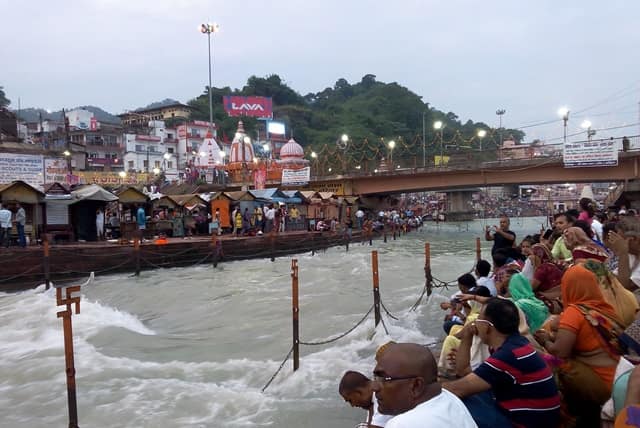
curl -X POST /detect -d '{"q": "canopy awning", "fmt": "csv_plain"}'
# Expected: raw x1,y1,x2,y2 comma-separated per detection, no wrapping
71,184,119,202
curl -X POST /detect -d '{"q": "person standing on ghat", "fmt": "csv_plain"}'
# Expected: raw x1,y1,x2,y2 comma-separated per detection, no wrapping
0,203,11,248
484,215,516,255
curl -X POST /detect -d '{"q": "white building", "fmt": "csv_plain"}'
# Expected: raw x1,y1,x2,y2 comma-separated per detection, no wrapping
123,120,179,181
176,120,219,170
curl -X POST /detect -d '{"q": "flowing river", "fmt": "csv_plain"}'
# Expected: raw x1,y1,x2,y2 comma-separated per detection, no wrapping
0,217,546,427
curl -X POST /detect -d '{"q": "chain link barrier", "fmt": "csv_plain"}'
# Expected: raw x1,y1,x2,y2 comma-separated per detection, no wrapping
261,346,294,393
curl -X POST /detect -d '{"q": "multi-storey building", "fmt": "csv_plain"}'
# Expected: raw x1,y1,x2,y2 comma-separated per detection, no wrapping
123,120,179,181
118,103,192,127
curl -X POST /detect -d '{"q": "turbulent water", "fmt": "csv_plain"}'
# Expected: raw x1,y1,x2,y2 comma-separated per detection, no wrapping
0,217,545,428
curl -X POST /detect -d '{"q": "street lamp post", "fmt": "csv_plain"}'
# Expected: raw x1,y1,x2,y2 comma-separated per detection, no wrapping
388,140,396,170
558,107,570,144
477,129,487,152
433,121,444,167
581,120,596,142
200,22,220,132
422,110,427,167
496,109,506,145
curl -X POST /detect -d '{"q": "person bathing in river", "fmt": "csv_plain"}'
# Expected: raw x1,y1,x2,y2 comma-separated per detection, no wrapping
339,371,393,428
440,273,477,334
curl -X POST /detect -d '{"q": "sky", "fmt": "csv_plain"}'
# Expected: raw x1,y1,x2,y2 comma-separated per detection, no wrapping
2,0,640,143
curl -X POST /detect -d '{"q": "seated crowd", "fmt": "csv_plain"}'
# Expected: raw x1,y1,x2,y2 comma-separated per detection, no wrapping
339,207,640,428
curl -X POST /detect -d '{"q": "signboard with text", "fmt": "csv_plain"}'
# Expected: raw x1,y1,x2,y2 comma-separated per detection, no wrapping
223,96,273,118
563,140,618,168
310,181,345,195
44,158,69,183
281,167,310,186
0,153,44,186
76,171,150,186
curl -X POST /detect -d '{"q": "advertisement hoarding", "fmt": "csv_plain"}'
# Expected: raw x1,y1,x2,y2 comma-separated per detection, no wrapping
563,140,618,168
44,158,69,183
0,153,44,186
281,167,310,186
223,96,273,118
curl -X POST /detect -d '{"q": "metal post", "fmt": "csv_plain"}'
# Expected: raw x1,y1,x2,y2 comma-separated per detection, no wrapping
207,32,214,130
371,251,381,327
476,237,481,261
422,111,426,168
43,239,51,290
425,243,432,297
383,224,387,243
134,238,140,276
56,286,81,428
291,259,300,371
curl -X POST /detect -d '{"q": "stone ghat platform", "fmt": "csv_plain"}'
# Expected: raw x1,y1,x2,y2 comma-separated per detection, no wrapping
0,231,371,292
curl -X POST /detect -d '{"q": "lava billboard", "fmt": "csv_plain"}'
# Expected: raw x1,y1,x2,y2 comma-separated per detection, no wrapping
223,96,273,118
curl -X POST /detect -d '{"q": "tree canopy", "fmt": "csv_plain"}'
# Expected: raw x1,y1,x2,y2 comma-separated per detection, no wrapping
0,86,10,108
187,74,525,160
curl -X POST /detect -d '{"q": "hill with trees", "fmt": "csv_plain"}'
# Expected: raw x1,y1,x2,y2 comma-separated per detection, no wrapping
186,74,524,166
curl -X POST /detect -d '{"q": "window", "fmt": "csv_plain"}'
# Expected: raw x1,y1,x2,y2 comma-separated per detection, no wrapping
135,144,144,152
89,152,98,158
154,161,160,168
167,148,174,154
143,160,148,168
167,161,173,169
128,161,134,170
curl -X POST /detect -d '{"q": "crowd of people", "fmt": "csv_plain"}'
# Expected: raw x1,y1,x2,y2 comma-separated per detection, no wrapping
339,200,640,427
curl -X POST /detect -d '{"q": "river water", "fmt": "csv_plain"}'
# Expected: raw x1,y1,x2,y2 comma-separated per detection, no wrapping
0,217,545,428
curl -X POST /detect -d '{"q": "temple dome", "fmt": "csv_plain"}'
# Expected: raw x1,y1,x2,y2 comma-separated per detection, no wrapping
229,121,255,163
279,138,305,160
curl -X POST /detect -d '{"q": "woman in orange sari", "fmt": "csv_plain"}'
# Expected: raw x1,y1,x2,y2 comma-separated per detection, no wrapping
536,264,625,427
564,227,639,327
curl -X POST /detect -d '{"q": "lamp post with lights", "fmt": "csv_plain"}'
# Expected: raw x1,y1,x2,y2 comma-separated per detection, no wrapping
200,22,220,131
477,129,487,152
387,139,396,171
433,121,444,167
581,120,596,142
558,107,570,144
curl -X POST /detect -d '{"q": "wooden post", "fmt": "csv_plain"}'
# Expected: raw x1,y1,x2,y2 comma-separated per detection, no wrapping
393,223,397,240
211,234,219,268
134,238,140,276
371,251,381,327
56,285,81,428
270,231,276,262
425,242,433,297
475,237,481,261
43,239,51,290
291,259,300,371
310,232,315,256
383,225,387,243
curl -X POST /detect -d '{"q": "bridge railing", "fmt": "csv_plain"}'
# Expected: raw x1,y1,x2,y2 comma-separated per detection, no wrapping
309,136,640,179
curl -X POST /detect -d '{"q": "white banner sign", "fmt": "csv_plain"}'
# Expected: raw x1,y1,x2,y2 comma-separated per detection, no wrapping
281,167,310,186
44,158,69,184
563,140,618,168
0,153,44,186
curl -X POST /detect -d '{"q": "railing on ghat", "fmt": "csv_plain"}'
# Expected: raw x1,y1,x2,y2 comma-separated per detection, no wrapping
261,239,482,392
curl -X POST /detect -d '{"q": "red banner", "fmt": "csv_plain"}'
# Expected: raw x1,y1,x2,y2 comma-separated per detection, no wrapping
223,96,273,118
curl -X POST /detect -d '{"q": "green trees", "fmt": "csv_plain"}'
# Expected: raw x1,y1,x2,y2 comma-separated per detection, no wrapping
0,86,10,108
186,74,526,162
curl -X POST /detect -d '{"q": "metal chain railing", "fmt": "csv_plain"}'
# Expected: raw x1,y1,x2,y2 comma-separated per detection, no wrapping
261,346,294,393
299,304,374,346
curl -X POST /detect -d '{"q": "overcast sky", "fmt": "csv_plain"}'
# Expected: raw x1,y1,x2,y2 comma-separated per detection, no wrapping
2,0,639,143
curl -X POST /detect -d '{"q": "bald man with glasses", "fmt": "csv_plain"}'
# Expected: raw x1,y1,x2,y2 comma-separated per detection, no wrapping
371,343,476,427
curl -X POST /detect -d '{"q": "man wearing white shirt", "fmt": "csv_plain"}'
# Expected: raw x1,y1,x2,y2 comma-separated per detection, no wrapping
0,204,12,248
474,260,497,296
372,343,476,428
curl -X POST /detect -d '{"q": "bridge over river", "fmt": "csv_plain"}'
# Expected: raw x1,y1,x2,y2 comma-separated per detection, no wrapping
308,150,640,196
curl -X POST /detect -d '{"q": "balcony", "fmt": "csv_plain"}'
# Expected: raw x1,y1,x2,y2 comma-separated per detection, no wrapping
86,157,122,166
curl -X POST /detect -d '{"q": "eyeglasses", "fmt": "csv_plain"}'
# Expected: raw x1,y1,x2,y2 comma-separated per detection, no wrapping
474,319,494,328
372,374,419,383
